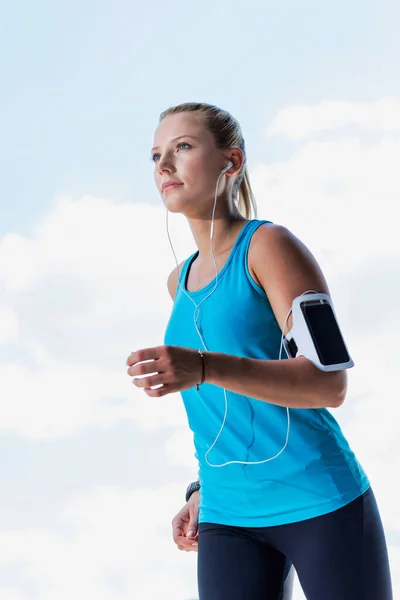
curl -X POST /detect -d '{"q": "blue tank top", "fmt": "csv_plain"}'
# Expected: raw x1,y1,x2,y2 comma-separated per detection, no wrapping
164,219,370,527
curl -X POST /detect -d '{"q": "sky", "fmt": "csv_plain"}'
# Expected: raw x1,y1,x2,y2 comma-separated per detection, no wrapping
0,1,399,598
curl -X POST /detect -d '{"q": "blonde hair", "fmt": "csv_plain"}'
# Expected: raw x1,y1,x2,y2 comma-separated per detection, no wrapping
159,102,258,220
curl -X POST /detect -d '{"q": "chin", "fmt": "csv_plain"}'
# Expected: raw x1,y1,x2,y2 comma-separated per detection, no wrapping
163,195,191,215
165,204,185,214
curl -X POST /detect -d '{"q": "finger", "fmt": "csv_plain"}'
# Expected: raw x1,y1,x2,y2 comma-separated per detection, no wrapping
143,385,171,398
174,529,195,546
181,531,199,544
143,383,175,398
126,351,138,367
133,373,165,388
178,545,198,552
176,537,198,551
172,520,186,544
185,527,199,540
127,360,162,377
126,347,160,367
185,521,199,539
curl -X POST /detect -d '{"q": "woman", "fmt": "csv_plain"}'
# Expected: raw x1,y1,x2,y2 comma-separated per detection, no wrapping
126,103,393,599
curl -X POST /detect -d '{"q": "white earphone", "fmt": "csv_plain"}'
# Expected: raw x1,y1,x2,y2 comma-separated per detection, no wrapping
165,159,292,468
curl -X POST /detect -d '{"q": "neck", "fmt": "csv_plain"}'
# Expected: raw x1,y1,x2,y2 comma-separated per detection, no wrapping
187,212,249,263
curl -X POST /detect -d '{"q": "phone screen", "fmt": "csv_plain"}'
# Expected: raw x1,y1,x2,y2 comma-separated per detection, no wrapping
300,301,350,366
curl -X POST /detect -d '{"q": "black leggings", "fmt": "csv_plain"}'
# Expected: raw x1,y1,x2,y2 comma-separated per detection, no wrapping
197,487,392,599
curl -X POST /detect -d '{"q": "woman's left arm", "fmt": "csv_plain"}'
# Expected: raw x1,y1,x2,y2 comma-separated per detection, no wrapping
205,224,347,409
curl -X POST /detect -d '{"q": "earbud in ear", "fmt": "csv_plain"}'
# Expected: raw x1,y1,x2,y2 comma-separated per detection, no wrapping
220,161,233,175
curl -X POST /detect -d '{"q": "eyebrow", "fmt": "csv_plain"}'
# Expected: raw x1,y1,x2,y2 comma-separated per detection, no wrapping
151,134,199,153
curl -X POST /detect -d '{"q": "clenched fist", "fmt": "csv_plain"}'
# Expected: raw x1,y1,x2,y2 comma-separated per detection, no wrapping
172,491,200,553
126,345,204,398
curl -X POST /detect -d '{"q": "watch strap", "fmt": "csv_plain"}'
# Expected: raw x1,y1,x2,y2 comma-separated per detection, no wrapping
185,480,201,503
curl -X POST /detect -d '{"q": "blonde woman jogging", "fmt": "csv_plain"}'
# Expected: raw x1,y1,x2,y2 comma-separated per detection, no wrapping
126,102,392,599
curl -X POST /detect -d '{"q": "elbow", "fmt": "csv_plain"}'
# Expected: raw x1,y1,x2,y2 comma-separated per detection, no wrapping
329,391,345,409
307,367,347,409
296,358,348,409
327,370,348,408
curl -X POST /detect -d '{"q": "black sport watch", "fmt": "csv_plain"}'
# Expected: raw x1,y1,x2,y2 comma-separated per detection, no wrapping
185,480,201,503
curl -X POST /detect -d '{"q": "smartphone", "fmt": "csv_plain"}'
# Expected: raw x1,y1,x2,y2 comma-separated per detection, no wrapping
300,300,350,366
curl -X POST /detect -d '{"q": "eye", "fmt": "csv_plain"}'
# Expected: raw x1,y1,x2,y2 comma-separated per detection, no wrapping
150,141,191,163
177,141,191,151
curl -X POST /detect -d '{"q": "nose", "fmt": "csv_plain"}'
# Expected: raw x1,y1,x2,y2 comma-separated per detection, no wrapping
157,162,171,174
156,151,176,174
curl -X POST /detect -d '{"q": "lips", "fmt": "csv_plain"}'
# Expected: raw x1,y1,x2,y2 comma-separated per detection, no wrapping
162,181,183,192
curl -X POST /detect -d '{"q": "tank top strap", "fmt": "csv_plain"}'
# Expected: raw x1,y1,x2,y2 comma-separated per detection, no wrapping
233,218,273,260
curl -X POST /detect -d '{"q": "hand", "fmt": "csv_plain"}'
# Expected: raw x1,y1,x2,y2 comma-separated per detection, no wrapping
126,345,203,398
172,491,200,553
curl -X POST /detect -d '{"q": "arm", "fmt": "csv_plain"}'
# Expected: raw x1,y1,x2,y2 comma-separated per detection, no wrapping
204,224,347,409
205,352,346,409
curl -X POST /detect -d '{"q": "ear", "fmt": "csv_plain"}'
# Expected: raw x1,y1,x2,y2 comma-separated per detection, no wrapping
226,148,245,175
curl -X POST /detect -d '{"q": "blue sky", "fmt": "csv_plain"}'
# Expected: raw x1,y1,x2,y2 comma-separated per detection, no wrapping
1,0,399,236
0,1,399,598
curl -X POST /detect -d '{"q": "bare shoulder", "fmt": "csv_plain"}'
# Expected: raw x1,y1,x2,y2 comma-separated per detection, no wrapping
248,223,331,331
167,260,186,301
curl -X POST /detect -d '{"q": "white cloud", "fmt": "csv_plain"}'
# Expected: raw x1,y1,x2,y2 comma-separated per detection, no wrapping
293,577,307,600
267,97,400,140
0,99,398,442
0,482,396,599
252,135,398,265
0,197,195,439
0,592,26,600
0,356,192,439
1,97,399,597
0,102,398,442
164,427,198,468
388,546,400,599
0,484,199,600
0,306,19,346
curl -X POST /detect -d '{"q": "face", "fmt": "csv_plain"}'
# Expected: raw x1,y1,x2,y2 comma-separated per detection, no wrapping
151,112,235,216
